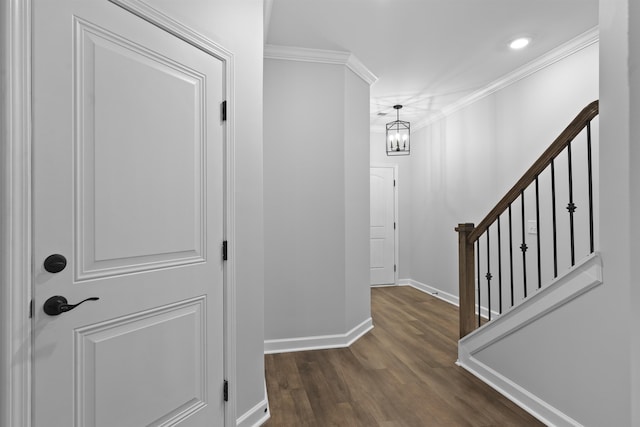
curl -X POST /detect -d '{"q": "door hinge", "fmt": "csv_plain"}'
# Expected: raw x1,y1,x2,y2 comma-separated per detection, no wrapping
221,100,227,122
393,179,396,187
394,264,397,272
223,380,229,402
222,240,228,261
394,222,396,230
29,299,33,318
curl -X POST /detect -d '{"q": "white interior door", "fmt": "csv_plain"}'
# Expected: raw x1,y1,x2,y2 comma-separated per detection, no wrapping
370,167,396,285
32,1,225,426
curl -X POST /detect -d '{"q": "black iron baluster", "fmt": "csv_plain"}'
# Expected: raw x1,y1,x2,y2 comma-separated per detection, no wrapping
508,204,514,307
477,240,481,327
551,159,558,278
587,122,594,253
535,176,541,289
486,228,492,321
520,191,528,298
497,216,503,314
567,140,576,266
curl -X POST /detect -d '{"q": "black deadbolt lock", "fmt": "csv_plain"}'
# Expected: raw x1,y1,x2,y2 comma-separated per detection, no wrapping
44,254,67,273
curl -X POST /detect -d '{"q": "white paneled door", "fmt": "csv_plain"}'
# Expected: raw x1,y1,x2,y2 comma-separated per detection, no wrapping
32,1,225,426
370,167,396,285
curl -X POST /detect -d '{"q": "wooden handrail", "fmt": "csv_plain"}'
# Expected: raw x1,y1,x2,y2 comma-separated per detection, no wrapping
467,100,599,243
457,100,599,338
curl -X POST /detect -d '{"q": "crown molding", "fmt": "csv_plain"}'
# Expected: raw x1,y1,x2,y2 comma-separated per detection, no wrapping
264,44,378,85
264,44,349,64
411,26,599,131
345,54,378,86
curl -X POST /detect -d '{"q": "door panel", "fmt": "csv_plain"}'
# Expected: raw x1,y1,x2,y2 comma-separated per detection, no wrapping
32,1,224,426
75,17,206,279
370,167,395,285
74,297,206,427
370,238,386,269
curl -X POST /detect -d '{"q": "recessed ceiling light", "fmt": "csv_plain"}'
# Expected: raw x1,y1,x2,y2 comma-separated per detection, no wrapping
509,37,531,50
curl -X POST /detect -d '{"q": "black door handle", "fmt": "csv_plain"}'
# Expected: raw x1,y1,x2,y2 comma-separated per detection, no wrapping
43,296,99,316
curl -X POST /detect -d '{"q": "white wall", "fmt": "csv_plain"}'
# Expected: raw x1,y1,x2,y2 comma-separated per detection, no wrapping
370,131,412,280
410,43,599,299
264,58,371,344
264,59,346,338
144,0,266,420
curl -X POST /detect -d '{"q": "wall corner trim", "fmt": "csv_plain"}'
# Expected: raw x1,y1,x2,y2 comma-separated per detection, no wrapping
412,26,599,131
264,317,373,354
264,44,378,85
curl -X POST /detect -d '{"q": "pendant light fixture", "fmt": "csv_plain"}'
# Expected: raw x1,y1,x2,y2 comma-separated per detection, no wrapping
386,104,410,156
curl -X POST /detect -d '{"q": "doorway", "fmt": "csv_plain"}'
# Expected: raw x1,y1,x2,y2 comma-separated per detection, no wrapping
2,1,237,426
370,166,398,285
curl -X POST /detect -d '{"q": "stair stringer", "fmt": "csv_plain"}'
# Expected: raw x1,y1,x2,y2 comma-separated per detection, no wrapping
457,252,602,427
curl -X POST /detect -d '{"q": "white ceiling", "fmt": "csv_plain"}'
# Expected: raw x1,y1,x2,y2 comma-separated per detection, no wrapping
265,0,599,127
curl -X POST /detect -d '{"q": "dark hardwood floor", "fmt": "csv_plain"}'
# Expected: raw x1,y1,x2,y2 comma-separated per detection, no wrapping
264,286,544,426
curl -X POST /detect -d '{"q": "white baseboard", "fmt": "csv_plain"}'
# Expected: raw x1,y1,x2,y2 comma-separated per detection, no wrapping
457,357,583,427
264,317,373,354
236,380,270,427
399,279,501,320
399,279,459,306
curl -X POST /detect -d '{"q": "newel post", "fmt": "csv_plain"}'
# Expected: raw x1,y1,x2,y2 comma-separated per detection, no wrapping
456,223,476,338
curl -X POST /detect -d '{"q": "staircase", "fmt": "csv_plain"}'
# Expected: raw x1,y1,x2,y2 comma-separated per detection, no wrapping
454,101,600,426
455,100,599,337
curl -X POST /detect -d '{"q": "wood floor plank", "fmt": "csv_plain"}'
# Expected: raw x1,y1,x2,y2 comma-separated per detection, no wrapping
264,286,544,426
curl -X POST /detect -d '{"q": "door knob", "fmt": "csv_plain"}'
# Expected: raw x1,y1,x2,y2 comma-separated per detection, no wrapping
43,254,67,273
43,296,99,316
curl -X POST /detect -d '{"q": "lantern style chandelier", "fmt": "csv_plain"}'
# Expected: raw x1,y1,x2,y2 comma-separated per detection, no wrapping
386,104,410,156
